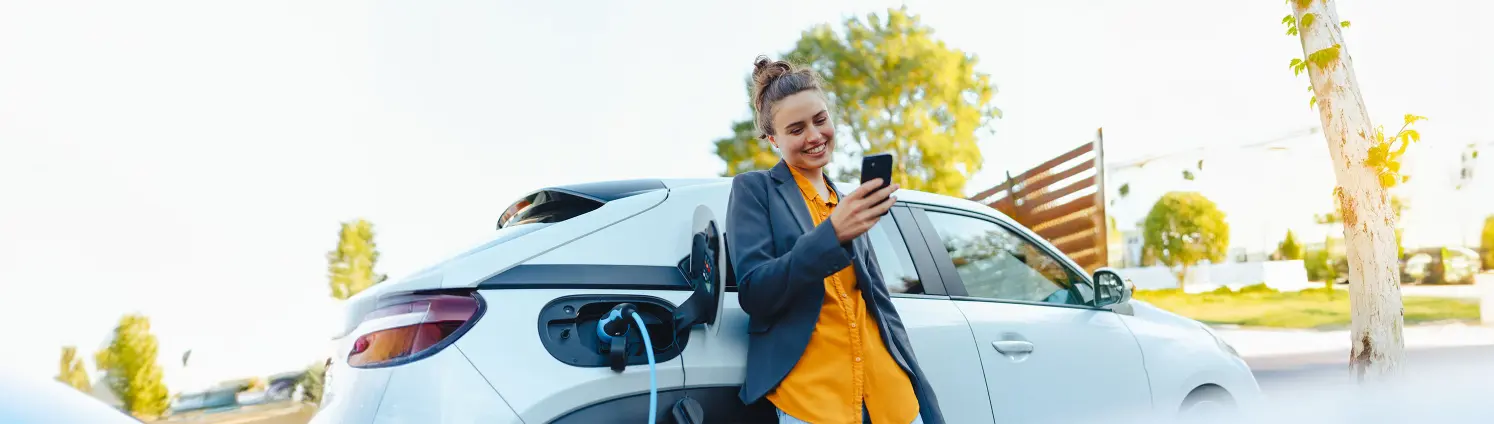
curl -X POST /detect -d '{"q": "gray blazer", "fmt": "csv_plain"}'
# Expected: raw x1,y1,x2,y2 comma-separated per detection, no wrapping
725,160,945,424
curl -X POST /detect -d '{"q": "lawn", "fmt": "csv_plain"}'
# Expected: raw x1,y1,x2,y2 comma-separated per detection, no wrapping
1133,284,1481,329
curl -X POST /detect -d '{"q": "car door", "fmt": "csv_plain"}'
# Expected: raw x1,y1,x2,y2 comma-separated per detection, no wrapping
677,204,994,424
907,205,1152,424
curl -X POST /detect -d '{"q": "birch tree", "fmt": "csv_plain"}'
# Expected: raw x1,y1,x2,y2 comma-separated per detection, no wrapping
1284,0,1413,381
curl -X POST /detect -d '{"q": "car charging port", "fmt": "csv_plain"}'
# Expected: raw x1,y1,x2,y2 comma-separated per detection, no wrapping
536,295,685,369
596,303,639,371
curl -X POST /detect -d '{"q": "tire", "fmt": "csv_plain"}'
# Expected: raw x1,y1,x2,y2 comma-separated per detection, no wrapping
1178,385,1235,423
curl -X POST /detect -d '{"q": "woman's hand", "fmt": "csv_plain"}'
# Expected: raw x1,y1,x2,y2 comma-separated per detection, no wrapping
829,179,898,244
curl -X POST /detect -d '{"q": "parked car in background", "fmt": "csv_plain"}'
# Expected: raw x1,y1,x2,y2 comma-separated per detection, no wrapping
1404,246,1481,285
310,177,1261,424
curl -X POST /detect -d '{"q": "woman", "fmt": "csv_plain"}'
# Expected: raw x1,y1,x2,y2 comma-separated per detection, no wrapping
725,56,945,424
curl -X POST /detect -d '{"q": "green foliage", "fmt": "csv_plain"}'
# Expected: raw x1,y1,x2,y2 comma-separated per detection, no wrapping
1142,192,1230,288
1306,44,1343,73
1471,216,1490,256
1277,230,1305,260
1304,248,1338,282
1181,169,1196,181
300,360,328,405
95,314,170,420
716,6,1001,195
1364,114,1427,188
1118,182,1131,198
712,118,779,176
56,346,91,393
327,219,387,300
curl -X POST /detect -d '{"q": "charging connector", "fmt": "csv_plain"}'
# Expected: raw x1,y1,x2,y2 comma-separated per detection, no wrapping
595,303,658,424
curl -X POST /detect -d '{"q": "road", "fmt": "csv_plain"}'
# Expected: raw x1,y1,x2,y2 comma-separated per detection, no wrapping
1250,344,1494,394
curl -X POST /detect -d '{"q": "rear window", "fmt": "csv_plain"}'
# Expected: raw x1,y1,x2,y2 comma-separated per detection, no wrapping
498,190,605,229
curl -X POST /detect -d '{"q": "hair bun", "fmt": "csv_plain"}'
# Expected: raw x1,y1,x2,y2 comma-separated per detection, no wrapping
751,55,793,88
747,55,822,140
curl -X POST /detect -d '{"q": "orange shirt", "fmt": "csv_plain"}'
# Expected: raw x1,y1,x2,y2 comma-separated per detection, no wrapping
766,166,919,424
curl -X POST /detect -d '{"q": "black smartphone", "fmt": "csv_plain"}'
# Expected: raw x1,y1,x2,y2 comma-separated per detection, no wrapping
860,153,893,189
860,153,894,210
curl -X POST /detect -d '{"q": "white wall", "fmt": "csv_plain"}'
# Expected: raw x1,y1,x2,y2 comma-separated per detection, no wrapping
1116,260,1312,293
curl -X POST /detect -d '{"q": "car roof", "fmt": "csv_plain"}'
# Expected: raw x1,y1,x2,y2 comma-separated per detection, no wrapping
662,177,1010,221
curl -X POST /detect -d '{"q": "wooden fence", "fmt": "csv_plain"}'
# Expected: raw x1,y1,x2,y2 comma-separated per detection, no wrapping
969,128,1109,272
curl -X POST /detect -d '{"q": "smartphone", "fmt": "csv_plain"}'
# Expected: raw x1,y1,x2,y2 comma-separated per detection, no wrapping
860,153,893,189
860,153,894,210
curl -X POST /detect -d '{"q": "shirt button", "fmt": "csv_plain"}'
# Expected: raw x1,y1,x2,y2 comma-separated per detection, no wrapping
850,322,857,328
854,356,862,362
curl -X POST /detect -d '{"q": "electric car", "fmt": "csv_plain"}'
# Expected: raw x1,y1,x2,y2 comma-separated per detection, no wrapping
309,178,1260,424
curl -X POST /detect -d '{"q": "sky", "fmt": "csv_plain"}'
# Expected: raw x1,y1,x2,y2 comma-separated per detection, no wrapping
1,0,1489,393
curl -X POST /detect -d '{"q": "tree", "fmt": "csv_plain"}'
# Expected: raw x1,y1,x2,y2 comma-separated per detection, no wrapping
713,118,779,177
1142,192,1230,289
95,314,170,420
1285,0,1410,380
298,360,328,405
1481,215,1494,270
56,346,91,393
713,7,1001,196
327,218,387,300
1277,230,1305,260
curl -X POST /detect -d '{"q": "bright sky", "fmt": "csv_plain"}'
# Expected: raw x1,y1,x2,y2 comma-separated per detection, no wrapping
2,0,1489,393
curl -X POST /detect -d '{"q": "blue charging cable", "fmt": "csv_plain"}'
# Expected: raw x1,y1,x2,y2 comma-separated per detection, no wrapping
597,305,657,423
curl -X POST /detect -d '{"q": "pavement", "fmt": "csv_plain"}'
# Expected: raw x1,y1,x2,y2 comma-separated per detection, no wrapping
1232,272,1494,399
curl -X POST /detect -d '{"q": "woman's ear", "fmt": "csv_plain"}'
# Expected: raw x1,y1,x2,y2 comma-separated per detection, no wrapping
768,135,778,149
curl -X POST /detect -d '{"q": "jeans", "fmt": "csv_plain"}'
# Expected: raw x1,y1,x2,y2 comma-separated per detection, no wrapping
775,406,924,424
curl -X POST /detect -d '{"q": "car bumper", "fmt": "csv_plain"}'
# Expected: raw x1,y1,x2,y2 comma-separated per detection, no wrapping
309,346,522,424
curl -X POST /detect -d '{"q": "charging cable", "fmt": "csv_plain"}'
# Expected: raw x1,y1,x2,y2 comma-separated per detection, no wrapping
596,304,657,424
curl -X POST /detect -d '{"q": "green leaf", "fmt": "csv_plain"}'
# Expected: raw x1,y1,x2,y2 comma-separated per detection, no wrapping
1182,169,1196,181
1403,113,1428,125
1306,44,1342,71
1300,13,1316,28
1340,20,1351,28
1401,129,1421,143
1282,14,1295,24
1309,96,1317,108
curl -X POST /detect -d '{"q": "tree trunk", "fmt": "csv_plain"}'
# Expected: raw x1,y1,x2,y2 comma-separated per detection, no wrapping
1291,0,1405,382
1175,264,1188,291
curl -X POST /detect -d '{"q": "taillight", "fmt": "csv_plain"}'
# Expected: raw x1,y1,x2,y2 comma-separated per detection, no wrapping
347,293,482,368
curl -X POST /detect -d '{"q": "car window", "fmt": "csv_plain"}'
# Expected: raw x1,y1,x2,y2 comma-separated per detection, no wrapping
923,211,1085,306
866,214,925,294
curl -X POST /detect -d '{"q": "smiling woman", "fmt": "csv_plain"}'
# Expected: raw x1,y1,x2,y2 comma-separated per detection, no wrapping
726,55,943,424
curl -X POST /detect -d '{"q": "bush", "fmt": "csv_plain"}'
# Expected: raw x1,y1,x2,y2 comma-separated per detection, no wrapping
1238,282,1277,294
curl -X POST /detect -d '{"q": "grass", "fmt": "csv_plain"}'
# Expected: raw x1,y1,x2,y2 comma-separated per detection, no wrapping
1134,284,1481,329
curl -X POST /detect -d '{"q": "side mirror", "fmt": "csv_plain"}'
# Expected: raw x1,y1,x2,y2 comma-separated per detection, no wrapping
1093,268,1133,315
674,206,725,335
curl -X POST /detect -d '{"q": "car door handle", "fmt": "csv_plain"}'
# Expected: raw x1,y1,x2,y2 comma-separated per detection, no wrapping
991,340,1034,355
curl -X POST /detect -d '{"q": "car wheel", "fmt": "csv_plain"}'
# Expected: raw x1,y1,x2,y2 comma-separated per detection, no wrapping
1178,385,1234,423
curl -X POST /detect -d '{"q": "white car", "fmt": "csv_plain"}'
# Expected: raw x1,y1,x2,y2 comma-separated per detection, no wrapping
310,178,1260,424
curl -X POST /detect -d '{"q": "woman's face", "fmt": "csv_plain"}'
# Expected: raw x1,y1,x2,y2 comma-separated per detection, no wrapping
768,91,835,173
